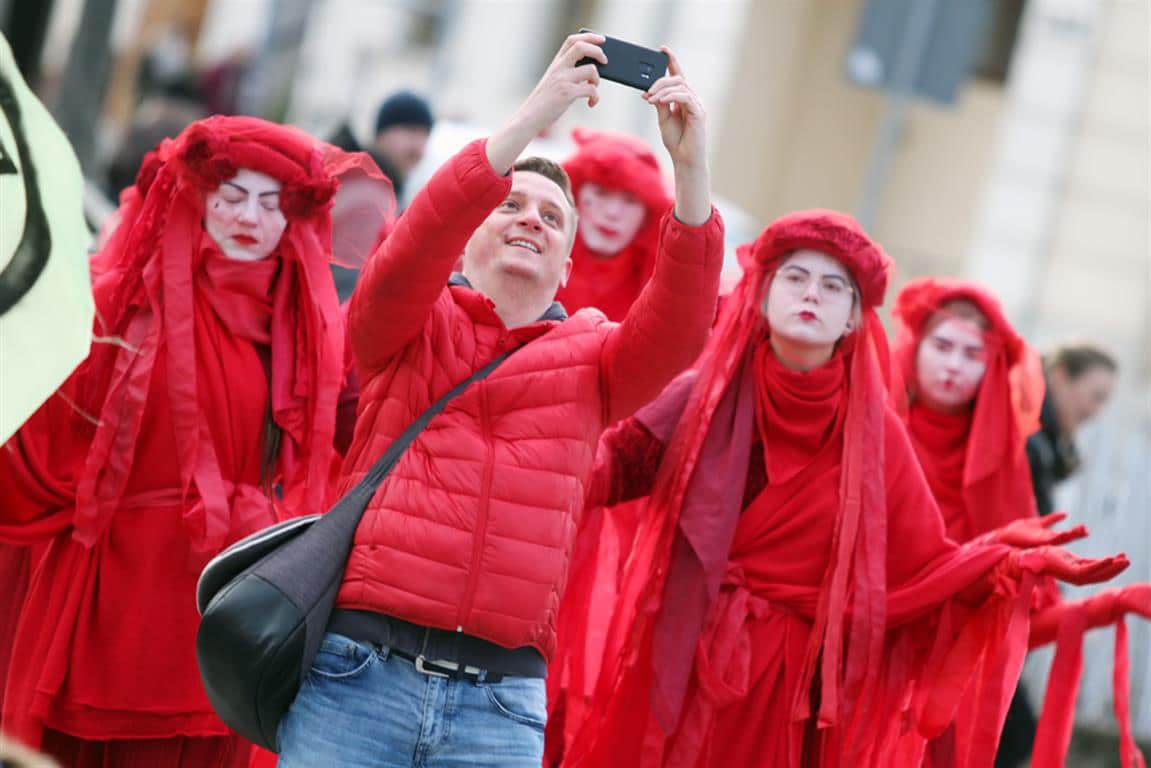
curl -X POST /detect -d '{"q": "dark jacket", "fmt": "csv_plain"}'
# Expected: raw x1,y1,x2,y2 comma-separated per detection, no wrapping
1025,382,1080,516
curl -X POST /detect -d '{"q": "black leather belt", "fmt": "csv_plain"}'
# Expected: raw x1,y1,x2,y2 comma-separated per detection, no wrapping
328,609,547,683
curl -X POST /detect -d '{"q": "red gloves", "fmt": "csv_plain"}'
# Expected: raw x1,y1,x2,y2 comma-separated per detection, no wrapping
1012,546,1129,586
979,512,1089,549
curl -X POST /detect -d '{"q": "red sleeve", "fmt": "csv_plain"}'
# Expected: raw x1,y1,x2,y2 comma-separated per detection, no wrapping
348,139,512,376
588,418,666,508
600,210,724,423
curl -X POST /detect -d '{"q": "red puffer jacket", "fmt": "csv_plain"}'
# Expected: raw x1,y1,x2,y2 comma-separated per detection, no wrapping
337,140,723,660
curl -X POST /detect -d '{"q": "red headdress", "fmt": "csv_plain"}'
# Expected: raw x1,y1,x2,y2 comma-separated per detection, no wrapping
626,210,895,733
892,277,1044,537
557,128,673,320
76,115,394,562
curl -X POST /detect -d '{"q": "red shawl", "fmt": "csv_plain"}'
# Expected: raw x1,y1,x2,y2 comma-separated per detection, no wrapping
555,128,672,321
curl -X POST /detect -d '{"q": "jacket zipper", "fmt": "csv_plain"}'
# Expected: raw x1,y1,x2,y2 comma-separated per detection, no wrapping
456,379,496,632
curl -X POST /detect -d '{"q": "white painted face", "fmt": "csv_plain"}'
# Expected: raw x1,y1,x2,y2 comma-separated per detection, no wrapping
914,315,989,412
203,168,288,261
763,249,857,352
575,182,646,256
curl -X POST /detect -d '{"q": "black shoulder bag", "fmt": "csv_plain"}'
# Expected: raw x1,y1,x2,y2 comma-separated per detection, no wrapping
195,350,515,752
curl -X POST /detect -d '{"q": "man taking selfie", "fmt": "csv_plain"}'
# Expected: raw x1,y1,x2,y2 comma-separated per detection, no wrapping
275,32,723,767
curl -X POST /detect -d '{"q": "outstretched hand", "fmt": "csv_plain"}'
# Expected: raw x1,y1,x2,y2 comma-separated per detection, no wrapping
486,32,606,175
990,512,1089,549
1017,546,1129,586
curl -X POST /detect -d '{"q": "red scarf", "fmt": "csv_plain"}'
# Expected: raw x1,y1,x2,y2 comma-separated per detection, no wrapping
198,241,276,344
907,406,973,540
754,340,847,485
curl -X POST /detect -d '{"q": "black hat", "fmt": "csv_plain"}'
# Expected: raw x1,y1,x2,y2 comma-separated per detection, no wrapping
374,90,434,135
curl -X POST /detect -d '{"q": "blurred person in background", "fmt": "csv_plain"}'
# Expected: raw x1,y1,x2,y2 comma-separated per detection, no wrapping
0,116,391,767
274,32,722,768
330,88,433,204
891,278,1149,768
330,89,434,301
104,96,209,199
1027,342,1118,517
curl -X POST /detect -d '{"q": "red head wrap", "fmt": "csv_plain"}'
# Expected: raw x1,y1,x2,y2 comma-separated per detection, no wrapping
563,127,672,214
892,277,1044,536
76,115,394,561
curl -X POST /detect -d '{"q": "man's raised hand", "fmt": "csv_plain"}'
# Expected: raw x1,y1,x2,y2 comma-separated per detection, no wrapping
486,32,606,175
644,47,707,172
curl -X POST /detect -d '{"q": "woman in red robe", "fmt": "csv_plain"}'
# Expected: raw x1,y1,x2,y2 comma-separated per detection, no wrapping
554,127,672,321
0,116,391,767
893,277,1149,768
546,127,675,764
561,210,1128,768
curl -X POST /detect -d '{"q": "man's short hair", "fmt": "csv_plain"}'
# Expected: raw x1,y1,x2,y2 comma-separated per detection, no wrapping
513,157,575,208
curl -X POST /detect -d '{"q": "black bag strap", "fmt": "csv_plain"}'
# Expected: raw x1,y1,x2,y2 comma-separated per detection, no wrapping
346,348,517,504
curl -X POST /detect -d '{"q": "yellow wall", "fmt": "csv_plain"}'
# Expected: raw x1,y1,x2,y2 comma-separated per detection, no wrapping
714,0,1007,284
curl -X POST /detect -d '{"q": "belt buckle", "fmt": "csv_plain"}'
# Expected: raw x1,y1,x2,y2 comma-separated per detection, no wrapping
414,655,487,680
414,655,454,678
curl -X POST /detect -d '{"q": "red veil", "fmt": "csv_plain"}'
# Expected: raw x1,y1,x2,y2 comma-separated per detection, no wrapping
892,276,1045,540
27,116,393,559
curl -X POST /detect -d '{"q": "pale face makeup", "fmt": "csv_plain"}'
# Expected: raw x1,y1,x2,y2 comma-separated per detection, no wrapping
203,168,287,261
915,315,989,413
762,250,857,370
575,182,646,256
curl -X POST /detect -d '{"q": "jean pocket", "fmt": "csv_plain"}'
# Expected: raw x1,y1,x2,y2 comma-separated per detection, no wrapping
483,677,547,731
309,633,377,680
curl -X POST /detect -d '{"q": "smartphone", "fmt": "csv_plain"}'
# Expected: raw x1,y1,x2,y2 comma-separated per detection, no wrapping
577,29,668,92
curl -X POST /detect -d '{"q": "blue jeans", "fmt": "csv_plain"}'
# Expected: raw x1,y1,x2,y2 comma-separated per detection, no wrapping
277,633,546,767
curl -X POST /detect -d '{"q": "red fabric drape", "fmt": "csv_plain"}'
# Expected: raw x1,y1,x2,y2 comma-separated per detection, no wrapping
0,116,391,762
